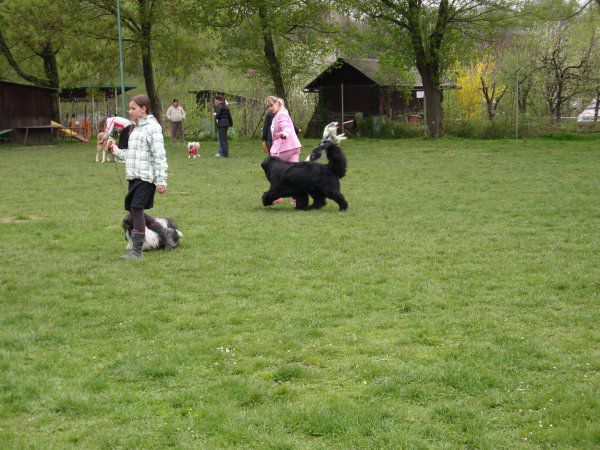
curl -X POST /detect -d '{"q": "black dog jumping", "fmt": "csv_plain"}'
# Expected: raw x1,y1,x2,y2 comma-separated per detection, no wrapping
261,122,348,211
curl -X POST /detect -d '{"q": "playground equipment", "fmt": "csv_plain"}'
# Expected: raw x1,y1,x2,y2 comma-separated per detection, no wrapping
51,121,88,142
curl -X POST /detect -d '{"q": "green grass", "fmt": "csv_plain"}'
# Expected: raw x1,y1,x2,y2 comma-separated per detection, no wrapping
1,136,599,448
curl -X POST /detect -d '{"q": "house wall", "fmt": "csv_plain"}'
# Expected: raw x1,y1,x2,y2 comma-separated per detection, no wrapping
0,81,56,129
0,81,58,144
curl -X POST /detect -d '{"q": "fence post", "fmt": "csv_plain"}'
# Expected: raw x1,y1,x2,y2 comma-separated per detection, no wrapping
341,83,344,133
515,76,519,140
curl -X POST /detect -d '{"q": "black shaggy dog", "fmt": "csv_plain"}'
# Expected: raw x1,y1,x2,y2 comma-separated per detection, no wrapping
261,122,348,211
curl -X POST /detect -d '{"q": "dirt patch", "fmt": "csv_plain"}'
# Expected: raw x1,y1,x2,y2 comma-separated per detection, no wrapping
0,215,43,224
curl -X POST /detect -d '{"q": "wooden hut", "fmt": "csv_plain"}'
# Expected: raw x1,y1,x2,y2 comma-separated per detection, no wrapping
0,80,60,145
303,58,433,137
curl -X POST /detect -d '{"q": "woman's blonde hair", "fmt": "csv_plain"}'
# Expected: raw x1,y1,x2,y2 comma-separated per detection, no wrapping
264,96,285,110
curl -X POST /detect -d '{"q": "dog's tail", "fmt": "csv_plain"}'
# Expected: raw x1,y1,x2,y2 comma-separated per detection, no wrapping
326,144,347,178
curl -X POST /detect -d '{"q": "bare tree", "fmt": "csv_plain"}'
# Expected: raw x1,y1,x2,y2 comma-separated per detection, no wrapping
539,22,595,121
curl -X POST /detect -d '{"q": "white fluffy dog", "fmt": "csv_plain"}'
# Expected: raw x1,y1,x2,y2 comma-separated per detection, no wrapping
305,122,347,161
122,216,183,251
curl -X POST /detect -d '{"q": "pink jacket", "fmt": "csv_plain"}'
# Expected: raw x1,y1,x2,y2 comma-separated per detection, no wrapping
270,109,301,155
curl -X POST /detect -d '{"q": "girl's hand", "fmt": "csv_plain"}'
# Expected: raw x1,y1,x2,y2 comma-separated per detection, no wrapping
157,185,167,194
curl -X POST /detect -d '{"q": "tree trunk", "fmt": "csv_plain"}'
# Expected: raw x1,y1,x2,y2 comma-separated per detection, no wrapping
139,3,161,124
420,72,444,137
406,0,448,137
39,42,61,121
594,91,600,122
481,77,494,120
555,84,563,121
518,77,532,113
258,5,287,106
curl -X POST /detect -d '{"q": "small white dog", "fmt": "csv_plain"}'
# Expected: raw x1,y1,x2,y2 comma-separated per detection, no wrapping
187,141,200,158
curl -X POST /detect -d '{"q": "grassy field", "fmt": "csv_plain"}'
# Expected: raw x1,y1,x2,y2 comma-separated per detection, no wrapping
1,136,599,448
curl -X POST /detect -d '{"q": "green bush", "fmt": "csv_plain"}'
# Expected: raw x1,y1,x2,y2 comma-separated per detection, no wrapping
445,116,600,139
356,116,425,138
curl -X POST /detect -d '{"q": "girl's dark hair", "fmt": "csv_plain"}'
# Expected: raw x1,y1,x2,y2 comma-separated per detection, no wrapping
131,95,152,113
214,94,224,101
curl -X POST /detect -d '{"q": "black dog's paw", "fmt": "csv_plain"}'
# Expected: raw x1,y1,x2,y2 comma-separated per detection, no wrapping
262,193,273,206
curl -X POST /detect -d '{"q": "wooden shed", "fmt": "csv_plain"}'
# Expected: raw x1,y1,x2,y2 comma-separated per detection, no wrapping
0,80,60,145
303,58,428,136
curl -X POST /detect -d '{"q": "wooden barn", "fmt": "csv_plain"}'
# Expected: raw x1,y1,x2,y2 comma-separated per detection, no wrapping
304,58,443,137
0,80,60,145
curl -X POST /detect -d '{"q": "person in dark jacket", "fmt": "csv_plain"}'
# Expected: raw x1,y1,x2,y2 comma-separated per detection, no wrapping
213,95,233,158
262,109,300,153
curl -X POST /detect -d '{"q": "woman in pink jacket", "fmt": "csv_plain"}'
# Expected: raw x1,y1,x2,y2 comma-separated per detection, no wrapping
264,96,302,204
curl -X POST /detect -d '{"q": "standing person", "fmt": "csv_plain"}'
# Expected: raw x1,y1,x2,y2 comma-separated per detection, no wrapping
262,110,275,153
264,96,302,204
108,95,175,260
262,108,300,153
103,115,133,149
213,95,233,157
166,98,186,143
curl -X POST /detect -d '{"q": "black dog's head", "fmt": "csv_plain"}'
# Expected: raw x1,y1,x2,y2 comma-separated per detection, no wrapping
261,156,281,181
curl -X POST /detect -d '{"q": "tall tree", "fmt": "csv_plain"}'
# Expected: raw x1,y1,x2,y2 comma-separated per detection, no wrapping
221,0,335,108
84,0,170,123
0,0,69,120
343,0,521,137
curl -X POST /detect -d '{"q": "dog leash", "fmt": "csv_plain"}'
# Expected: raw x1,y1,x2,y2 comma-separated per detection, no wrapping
113,158,125,192
108,139,125,192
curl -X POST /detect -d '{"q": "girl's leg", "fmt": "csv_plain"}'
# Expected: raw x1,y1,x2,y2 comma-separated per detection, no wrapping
122,208,146,260
142,211,176,250
144,213,156,227
276,148,301,163
130,208,146,234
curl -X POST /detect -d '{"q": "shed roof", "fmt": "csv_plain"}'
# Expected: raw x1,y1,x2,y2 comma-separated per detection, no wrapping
303,58,460,92
304,58,424,92
0,79,58,92
60,83,137,101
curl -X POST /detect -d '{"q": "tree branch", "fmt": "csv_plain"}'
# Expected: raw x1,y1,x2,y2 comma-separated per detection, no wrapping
0,29,51,87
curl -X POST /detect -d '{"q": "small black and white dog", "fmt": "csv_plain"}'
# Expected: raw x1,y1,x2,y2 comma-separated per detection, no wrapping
122,215,182,251
261,122,348,211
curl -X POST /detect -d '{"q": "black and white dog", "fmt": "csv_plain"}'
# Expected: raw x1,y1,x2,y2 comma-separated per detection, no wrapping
261,122,348,211
122,215,182,251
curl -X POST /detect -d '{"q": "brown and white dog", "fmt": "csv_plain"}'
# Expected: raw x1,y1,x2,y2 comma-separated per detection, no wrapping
96,132,115,163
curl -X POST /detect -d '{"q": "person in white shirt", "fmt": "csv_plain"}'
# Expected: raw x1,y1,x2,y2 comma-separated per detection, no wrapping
103,115,133,149
165,99,186,143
